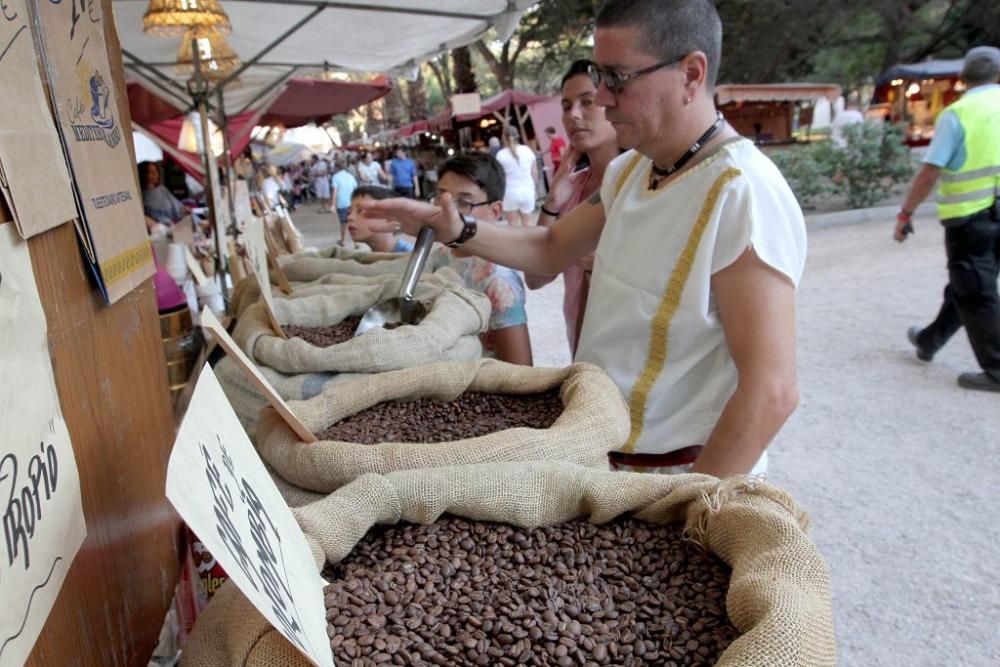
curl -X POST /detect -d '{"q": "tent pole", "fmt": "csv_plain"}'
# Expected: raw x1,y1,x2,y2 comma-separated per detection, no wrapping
216,88,239,251
190,41,229,302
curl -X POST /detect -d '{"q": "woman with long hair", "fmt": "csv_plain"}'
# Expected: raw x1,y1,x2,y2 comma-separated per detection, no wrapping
494,125,537,226
525,59,620,356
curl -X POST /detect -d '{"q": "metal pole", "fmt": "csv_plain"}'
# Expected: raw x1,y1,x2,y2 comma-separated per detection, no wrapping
216,88,239,240
190,39,229,301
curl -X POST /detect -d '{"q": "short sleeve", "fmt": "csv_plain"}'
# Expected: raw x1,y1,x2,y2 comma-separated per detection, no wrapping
923,111,963,169
710,162,807,288
600,150,640,217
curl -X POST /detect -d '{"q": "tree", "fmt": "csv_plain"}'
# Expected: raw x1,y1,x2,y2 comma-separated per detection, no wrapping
426,52,453,100
474,0,598,93
405,69,429,121
383,79,405,129
452,46,478,94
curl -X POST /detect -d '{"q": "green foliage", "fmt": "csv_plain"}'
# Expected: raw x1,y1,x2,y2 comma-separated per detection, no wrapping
827,122,915,208
770,122,914,210
768,144,834,209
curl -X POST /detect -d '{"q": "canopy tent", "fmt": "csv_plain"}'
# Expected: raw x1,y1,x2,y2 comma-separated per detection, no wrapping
875,59,963,86
715,83,842,106
126,77,391,127
714,83,842,143
871,59,964,145
127,76,390,179
264,142,317,167
388,89,556,139
113,0,536,118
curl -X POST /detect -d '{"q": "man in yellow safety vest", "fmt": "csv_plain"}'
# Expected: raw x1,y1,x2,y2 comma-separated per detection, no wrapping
896,46,1000,392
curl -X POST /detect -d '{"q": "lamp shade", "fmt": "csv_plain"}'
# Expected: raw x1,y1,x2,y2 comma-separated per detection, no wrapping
143,0,232,37
175,27,241,80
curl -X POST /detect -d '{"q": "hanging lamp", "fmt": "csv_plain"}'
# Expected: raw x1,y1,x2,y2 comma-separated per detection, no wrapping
175,26,241,80
142,0,232,37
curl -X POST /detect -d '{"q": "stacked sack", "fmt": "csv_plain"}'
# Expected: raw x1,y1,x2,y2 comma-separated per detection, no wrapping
182,462,836,667
218,268,490,436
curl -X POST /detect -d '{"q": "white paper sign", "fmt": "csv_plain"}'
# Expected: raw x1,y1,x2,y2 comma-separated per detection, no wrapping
451,92,482,117
245,216,286,338
166,365,333,667
0,223,87,665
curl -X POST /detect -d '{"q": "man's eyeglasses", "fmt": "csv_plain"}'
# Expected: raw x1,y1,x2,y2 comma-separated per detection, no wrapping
587,54,687,96
433,194,497,216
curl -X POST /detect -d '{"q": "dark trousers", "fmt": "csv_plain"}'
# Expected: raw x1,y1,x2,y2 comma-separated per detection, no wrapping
393,186,415,199
915,211,1000,379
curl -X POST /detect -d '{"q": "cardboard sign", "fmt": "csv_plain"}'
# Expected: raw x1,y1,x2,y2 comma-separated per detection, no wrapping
166,365,332,667
233,180,255,227
246,216,287,339
0,0,77,239
200,308,317,444
31,0,154,303
0,223,87,665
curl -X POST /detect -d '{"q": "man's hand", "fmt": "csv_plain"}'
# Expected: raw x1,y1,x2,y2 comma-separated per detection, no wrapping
362,193,463,244
894,211,914,242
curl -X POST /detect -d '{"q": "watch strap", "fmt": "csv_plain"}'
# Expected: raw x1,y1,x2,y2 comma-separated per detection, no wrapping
445,214,478,248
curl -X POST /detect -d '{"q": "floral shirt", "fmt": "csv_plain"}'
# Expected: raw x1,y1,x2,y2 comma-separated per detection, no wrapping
428,247,528,354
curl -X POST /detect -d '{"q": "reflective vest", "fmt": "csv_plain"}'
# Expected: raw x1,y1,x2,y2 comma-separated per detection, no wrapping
937,86,1000,222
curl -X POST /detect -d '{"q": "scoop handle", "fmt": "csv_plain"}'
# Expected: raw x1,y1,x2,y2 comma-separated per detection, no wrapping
400,226,434,300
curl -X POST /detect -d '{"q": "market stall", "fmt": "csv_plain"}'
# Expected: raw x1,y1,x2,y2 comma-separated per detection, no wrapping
715,82,842,143
871,59,964,145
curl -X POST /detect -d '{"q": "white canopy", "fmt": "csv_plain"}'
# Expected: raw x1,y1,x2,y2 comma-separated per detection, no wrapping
113,0,536,117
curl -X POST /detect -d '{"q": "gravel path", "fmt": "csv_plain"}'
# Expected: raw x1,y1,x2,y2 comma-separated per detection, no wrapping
293,201,1000,665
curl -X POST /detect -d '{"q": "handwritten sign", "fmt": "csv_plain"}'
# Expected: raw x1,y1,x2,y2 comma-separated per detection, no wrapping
32,0,154,303
166,365,333,667
200,307,317,444
0,223,87,666
246,216,287,338
0,0,77,238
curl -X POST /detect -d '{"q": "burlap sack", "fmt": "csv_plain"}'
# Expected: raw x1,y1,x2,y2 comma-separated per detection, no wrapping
278,251,412,282
231,271,489,374
213,355,363,440
231,271,411,319
290,244,405,263
256,359,630,493
181,463,835,667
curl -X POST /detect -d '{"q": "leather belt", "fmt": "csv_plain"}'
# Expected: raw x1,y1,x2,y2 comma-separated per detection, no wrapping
608,445,704,469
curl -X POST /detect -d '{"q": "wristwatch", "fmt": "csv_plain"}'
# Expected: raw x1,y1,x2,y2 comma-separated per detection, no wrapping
445,213,478,248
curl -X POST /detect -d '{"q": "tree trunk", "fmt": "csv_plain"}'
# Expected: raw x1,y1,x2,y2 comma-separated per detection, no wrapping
405,69,429,121
452,46,478,94
427,54,452,99
474,41,515,90
384,79,405,129
364,98,385,137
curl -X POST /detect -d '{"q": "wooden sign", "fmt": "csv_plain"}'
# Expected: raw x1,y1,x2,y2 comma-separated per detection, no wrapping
167,365,332,666
199,308,317,444
264,231,294,295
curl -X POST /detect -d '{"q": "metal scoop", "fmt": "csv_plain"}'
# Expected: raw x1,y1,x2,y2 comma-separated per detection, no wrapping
355,226,435,336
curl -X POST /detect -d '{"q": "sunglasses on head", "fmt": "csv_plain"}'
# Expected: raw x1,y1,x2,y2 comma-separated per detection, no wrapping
586,54,688,96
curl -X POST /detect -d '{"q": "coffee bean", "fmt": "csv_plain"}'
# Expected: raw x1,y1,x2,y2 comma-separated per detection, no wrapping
316,389,564,444
282,317,403,348
324,517,737,665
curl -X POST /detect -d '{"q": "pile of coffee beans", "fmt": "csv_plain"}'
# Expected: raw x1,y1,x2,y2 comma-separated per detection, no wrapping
324,516,737,666
316,389,564,444
283,317,401,347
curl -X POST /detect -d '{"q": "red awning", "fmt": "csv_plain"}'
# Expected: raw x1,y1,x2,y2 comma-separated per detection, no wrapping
453,89,553,122
259,76,390,127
